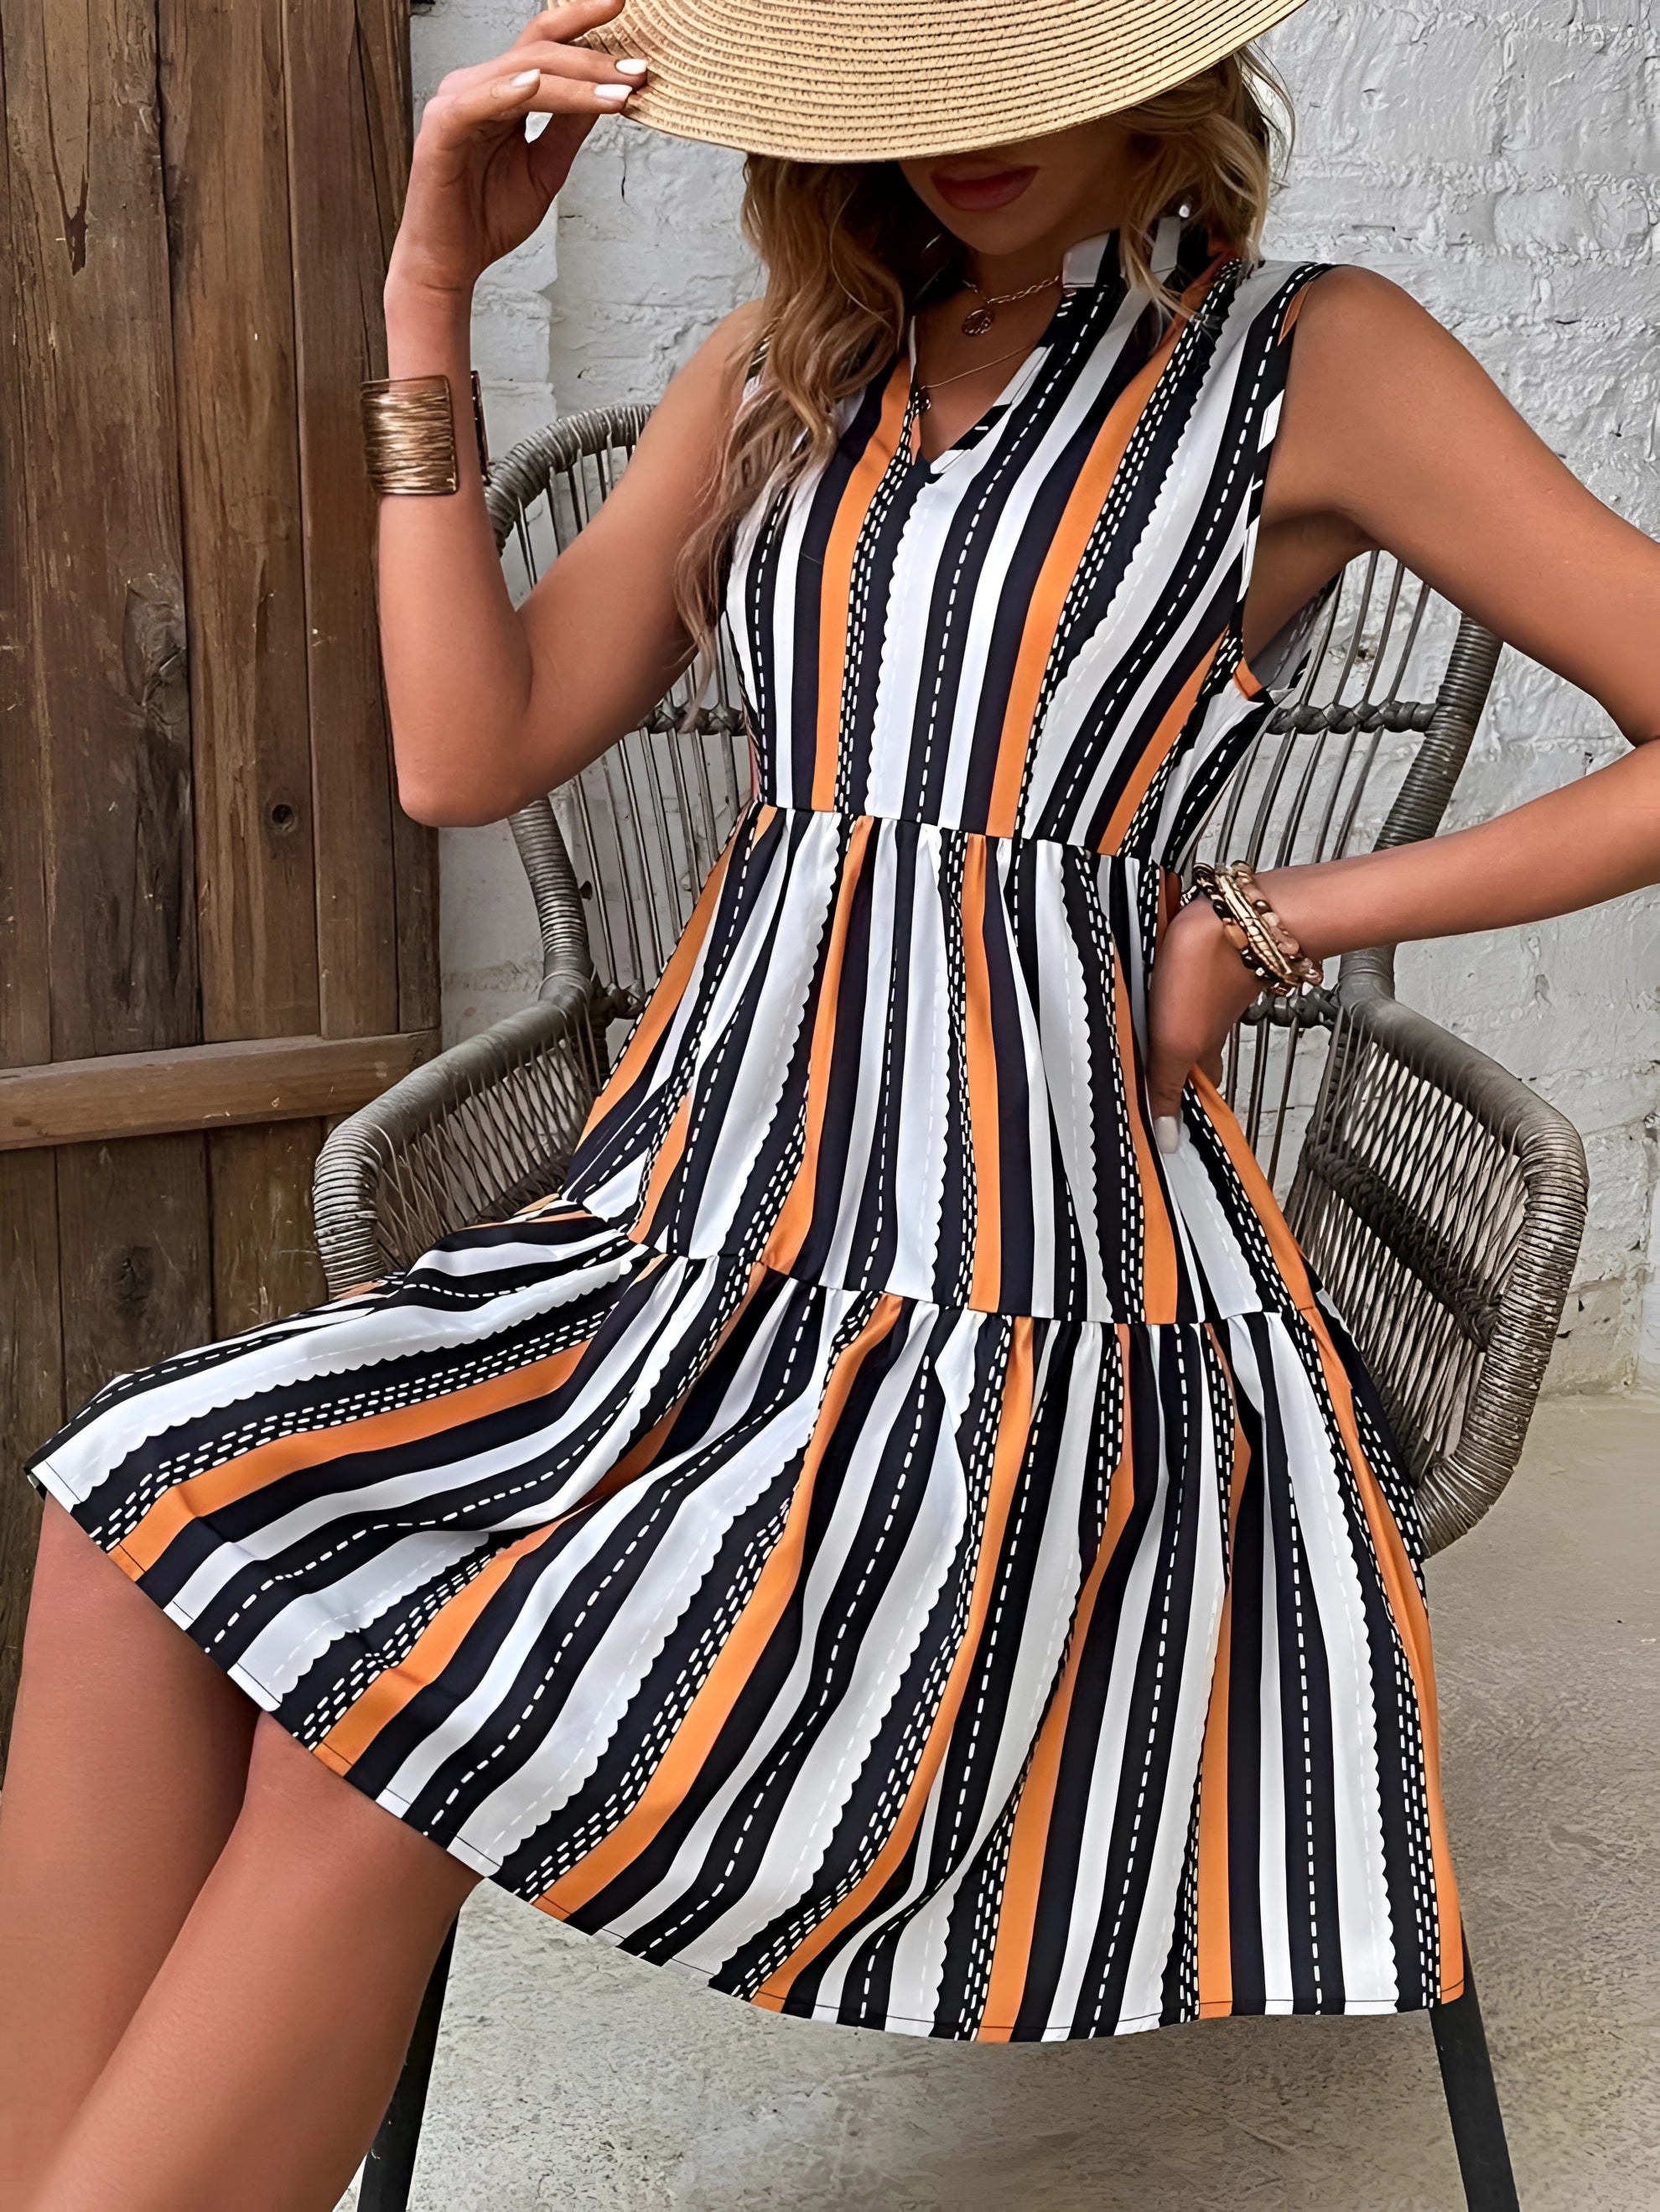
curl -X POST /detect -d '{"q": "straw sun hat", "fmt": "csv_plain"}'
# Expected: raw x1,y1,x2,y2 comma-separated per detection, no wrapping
580,0,1310,163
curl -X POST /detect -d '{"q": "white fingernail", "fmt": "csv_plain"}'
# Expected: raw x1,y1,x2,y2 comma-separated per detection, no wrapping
1154,1115,1181,1156
505,68,541,90
616,57,650,75
594,82,631,104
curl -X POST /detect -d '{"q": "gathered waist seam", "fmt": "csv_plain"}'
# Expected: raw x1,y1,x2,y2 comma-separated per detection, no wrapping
745,796,1170,867
578,1203,1317,1332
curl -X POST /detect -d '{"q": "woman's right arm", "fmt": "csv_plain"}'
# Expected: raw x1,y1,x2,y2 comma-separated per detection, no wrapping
376,3,762,828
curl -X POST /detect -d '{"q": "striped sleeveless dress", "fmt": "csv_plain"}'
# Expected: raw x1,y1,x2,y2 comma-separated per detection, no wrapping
29,224,1464,2043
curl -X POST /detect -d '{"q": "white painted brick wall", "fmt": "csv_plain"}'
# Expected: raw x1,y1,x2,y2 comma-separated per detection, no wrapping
414,0,1660,1387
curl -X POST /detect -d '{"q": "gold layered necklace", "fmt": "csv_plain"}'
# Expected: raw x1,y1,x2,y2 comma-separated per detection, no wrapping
913,334,1037,414
958,267,1062,338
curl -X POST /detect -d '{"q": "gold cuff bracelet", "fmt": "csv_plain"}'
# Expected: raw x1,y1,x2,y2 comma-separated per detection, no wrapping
361,370,490,497
1189,861,1324,998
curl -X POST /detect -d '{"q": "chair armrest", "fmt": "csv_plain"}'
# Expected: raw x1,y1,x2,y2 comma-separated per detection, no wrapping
311,977,602,1296
1285,945,1589,1554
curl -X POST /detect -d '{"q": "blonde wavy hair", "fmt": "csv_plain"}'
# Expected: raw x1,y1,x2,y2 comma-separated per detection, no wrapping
673,47,1290,664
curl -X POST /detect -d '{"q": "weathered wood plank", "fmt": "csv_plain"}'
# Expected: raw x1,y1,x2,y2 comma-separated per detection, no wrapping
282,0,400,1042
357,0,443,1042
0,1030,441,1149
55,1132,213,1417
0,1151,60,1765
0,15,50,1075
357,0,414,256
0,18,48,1768
160,0,319,1044
209,1121,329,1334
1,0,197,1062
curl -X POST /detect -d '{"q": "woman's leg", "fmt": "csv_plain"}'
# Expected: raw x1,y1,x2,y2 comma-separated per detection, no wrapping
33,1713,480,2212
0,1502,259,2200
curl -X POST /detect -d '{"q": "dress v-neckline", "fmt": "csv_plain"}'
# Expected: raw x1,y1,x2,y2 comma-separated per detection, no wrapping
903,299,1071,470
900,218,1180,470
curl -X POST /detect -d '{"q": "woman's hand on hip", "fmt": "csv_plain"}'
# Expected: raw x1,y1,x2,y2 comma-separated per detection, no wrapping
1144,896,1266,1152
389,2,645,303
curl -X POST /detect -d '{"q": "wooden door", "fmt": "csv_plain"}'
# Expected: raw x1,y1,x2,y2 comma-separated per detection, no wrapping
0,0,437,1752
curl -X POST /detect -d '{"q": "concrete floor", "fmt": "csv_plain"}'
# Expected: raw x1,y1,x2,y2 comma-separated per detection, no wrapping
350,1394,1658,2210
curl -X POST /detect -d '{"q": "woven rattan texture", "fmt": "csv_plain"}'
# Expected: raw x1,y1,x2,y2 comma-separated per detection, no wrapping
578,0,1310,160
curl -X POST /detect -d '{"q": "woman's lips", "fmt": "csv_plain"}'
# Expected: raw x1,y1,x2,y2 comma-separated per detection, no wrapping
931,164,1040,212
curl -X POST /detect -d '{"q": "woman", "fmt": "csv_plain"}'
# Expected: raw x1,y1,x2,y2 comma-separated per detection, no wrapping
5,1,1658,2203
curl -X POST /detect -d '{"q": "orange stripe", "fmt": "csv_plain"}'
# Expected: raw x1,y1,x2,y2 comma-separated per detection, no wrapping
578,807,761,1145
113,1342,591,1582
1309,1316,1464,2002
633,1088,694,1242
983,262,1222,837
1188,1068,1316,1308
314,1518,565,1777
960,838,1004,1311
752,1317,1038,2015
979,1326,1136,2038
811,356,912,811
1113,953,1179,1324
762,813,874,1273
537,1294,905,1920
1196,1347,1249,2018
1194,1587,1233,2017
1097,637,1222,854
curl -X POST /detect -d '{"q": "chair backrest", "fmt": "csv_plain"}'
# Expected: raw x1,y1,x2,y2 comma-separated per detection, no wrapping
487,406,1497,1198
490,410,752,1048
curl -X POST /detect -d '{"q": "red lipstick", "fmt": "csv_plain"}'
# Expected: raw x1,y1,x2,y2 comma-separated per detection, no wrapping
930,163,1040,212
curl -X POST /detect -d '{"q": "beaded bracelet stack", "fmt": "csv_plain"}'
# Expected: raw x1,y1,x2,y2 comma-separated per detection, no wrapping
1189,860,1324,998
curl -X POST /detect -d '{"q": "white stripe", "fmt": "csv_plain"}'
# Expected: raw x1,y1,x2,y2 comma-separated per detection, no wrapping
883,833,952,1297
1113,1360,1229,2028
993,838,1058,1305
1227,1323,1294,2011
683,813,842,1250
1032,841,1111,1315
1263,1320,1397,2003
822,827,901,1286
226,1531,485,1703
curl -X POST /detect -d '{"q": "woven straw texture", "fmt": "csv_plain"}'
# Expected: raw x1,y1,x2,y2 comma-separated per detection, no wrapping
578,0,1310,161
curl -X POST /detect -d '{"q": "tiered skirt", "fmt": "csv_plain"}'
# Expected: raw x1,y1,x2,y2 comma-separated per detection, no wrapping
29,1197,1462,2042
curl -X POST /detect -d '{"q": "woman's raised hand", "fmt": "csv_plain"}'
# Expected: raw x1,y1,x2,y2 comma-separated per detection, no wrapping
389,2,646,302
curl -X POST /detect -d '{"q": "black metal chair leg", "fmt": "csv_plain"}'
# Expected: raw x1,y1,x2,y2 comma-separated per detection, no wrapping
357,1919,459,2212
1431,1932,1520,2211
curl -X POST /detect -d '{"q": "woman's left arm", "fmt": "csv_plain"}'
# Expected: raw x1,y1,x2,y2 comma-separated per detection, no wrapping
1147,267,1660,1136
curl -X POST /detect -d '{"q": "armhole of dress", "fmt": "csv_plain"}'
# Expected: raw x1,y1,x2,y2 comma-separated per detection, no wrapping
1231,261,1338,701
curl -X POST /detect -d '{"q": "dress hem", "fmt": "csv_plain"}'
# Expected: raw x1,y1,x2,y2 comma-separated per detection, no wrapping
30,1445,1460,2050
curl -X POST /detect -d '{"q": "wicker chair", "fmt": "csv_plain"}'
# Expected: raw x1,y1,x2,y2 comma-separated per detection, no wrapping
319,406,1588,2212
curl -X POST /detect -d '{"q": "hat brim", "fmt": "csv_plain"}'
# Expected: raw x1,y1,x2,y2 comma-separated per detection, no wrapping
579,0,1308,163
